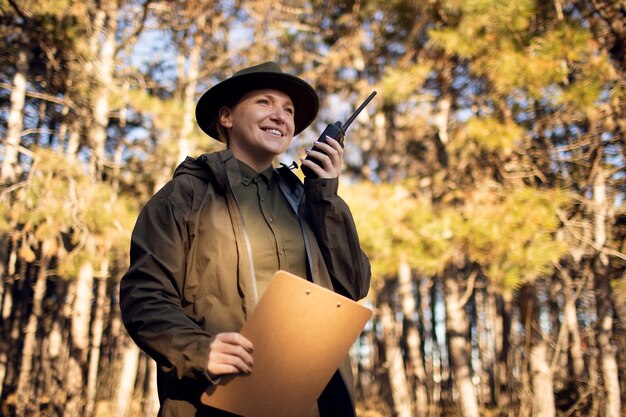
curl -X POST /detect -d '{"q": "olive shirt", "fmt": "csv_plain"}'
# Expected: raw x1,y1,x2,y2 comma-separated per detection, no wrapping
232,161,307,297
233,160,320,417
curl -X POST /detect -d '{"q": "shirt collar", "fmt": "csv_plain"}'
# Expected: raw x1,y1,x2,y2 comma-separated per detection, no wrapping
236,159,274,188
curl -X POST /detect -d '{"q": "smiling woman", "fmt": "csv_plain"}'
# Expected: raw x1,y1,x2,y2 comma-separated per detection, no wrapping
119,61,372,417
218,89,296,172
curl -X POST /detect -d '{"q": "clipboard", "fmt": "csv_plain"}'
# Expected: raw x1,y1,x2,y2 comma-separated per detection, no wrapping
200,270,372,417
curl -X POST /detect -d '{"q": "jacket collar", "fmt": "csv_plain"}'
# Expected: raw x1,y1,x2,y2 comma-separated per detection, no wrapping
189,149,304,206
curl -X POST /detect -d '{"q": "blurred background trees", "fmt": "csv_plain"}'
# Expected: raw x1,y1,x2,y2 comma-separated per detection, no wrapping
0,0,624,416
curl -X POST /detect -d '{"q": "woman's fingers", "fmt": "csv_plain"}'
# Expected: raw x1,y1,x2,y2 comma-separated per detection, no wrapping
215,332,254,353
207,332,254,376
301,136,344,178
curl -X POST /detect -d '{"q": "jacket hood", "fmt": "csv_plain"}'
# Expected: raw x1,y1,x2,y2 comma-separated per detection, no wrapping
173,156,213,181
173,149,244,192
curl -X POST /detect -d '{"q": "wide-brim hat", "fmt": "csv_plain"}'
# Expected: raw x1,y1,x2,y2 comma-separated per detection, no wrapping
195,62,320,141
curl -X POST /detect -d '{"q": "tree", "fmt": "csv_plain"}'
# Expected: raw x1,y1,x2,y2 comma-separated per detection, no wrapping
1,1,624,415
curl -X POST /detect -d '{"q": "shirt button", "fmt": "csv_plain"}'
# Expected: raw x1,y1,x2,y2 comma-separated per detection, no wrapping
321,181,327,186
268,218,273,223
279,249,284,255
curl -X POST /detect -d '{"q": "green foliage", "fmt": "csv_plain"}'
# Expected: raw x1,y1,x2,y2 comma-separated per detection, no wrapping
5,0,77,16
532,25,592,63
126,89,186,133
461,186,569,295
612,277,626,301
475,45,566,98
1,149,137,279
342,181,458,278
559,51,617,112
429,0,535,58
0,200,11,234
341,182,411,278
429,0,608,106
380,63,432,105
462,116,525,153
343,180,569,296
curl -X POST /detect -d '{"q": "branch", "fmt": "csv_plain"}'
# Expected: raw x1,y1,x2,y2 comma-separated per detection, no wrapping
0,142,34,158
115,0,153,55
550,316,568,372
0,83,75,108
275,21,321,33
7,0,31,19
556,209,626,261
458,268,478,307
0,180,28,200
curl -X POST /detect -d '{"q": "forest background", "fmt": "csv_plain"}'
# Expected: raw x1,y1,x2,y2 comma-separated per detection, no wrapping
0,1,624,417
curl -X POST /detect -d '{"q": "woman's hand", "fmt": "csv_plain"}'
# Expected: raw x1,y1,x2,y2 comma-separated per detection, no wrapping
300,136,344,179
207,332,254,376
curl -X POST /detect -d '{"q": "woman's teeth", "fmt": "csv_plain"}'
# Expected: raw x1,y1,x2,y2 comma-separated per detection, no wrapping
264,128,282,137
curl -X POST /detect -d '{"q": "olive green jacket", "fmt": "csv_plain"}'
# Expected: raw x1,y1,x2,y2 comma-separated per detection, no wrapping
120,149,371,417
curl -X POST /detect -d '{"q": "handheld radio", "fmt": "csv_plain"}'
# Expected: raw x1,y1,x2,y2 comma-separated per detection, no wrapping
301,91,377,178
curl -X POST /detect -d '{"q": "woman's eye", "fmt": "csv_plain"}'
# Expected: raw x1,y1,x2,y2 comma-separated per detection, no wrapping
285,107,294,115
257,98,270,105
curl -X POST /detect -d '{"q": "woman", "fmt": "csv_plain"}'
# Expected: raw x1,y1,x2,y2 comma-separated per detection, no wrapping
120,61,371,417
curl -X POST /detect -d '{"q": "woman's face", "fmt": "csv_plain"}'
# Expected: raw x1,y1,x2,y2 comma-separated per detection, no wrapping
219,88,296,170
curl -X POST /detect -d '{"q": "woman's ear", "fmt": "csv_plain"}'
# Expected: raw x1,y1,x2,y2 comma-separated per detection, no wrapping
218,107,233,128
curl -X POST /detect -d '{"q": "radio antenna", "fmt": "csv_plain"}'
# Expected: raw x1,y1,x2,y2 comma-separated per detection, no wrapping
342,91,377,131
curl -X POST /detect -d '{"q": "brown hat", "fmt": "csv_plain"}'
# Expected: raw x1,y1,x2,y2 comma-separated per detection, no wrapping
195,62,319,141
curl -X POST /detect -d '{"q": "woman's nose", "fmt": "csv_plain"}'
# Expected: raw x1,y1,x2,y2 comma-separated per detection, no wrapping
270,108,289,123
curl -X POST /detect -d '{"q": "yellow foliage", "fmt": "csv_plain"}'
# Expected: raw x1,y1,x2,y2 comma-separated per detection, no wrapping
2,148,138,279
381,63,432,105
462,116,524,153
126,89,186,133
342,180,569,296
460,186,569,295
19,245,37,263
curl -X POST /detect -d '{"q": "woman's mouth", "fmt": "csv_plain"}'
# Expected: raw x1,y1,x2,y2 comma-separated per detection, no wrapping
262,128,283,137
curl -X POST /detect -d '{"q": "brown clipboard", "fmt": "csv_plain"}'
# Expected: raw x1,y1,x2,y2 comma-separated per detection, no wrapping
200,270,372,417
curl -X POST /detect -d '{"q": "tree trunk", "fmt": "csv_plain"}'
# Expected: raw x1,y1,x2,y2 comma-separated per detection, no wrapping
152,11,206,193
549,278,569,392
1,48,29,182
116,341,140,417
15,239,53,417
430,277,444,406
65,254,95,417
494,295,512,410
558,265,585,379
473,283,489,405
177,15,205,164
142,359,160,417
612,271,626,408
73,257,94,360
417,277,434,407
397,256,429,415
89,0,118,177
443,263,480,417
0,238,16,399
593,257,621,417
592,167,621,417
46,317,67,417
519,283,556,417
379,289,413,417
359,320,377,404
85,263,108,417
65,118,81,158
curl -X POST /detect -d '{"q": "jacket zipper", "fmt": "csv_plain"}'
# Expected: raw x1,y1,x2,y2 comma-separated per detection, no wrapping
222,163,259,311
